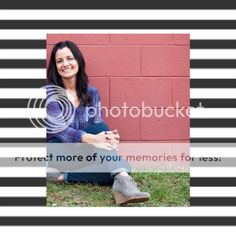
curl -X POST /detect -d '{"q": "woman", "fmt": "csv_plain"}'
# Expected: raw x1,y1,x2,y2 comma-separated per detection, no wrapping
46,40,150,205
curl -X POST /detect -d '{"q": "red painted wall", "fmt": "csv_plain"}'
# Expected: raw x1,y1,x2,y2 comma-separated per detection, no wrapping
47,34,190,142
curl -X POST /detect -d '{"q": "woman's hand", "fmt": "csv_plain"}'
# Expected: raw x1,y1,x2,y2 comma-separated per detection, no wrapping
81,130,120,151
94,130,120,150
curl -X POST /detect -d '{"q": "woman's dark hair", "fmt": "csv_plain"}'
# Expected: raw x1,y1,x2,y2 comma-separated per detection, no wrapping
47,40,91,106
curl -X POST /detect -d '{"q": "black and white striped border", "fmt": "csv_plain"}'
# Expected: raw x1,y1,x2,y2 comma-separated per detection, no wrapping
0,9,236,226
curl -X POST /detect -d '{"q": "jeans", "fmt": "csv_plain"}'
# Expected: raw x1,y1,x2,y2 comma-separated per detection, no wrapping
48,122,131,185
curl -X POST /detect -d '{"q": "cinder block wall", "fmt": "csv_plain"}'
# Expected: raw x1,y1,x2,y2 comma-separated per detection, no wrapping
47,34,190,142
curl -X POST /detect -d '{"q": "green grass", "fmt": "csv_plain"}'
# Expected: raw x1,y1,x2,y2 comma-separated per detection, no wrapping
47,172,189,207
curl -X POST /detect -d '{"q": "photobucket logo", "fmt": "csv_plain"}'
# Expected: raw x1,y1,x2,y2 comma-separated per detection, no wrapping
87,101,205,119
27,85,75,134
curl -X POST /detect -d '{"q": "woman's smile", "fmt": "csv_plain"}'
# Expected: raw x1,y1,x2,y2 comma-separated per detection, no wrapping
62,68,72,73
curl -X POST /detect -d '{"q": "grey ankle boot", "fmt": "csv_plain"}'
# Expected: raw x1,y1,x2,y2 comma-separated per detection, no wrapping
112,175,150,205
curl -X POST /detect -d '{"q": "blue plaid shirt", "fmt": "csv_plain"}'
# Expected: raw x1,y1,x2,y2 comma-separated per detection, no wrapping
47,85,104,143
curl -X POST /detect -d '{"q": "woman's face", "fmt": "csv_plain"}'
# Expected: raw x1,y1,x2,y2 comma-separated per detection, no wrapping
55,47,79,80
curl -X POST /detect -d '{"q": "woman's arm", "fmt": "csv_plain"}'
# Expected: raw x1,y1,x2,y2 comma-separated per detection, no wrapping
47,98,110,145
47,100,91,143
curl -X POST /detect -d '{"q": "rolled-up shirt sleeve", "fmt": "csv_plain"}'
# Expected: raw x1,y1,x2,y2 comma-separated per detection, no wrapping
47,100,86,143
56,125,86,143
46,85,105,143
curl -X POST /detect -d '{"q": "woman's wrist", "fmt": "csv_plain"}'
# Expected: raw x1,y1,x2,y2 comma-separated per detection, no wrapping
81,133,97,143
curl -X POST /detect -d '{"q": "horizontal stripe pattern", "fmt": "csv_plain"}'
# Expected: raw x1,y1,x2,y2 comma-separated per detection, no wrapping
191,40,236,49
0,99,234,108
191,187,236,197
0,118,45,127
0,187,46,197
191,138,236,143
0,69,46,79
190,89,236,98
0,40,45,49
0,13,235,214
0,99,234,109
0,197,46,206
3,60,236,69
191,178,236,186
190,99,236,108
5,39,236,49
0,109,45,118
190,167,236,177
190,49,236,59
0,59,45,68
0,178,46,186
0,128,45,138
3,29,236,39
1,20,236,29
2,10,236,20
0,216,236,226
0,167,46,177
1,177,235,187
4,117,236,128
5,39,235,49
1,1,236,9
190,128,236,138
191,69,236,78
0,59,235,69
0,79,46,88
190,197,236,206
191,79,236,88
0,206,236,216
0,49,45,59
191,119,236,127
0,89,45,98
190,108,236,118
0,99,45,108
191,59,236,68
0,138,45,143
